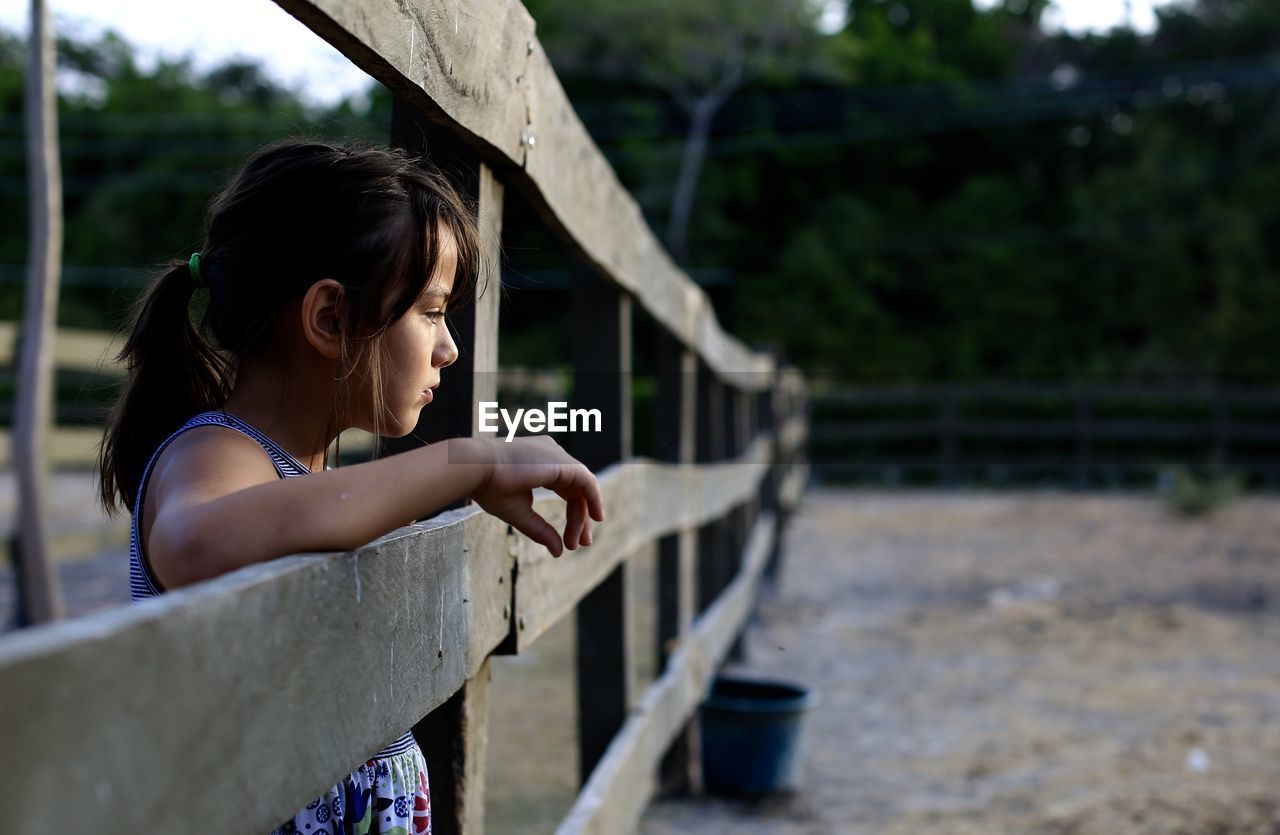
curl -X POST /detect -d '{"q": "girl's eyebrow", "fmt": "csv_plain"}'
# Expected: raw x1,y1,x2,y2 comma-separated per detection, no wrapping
420,290,450,304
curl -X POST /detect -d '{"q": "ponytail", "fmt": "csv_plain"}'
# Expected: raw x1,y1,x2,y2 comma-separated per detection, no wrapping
97,259,233,515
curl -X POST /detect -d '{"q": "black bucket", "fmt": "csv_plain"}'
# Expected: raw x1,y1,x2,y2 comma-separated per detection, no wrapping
700,675,818,795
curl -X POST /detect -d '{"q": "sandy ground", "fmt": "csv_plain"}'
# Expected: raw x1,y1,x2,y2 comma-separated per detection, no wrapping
639,489,1280,835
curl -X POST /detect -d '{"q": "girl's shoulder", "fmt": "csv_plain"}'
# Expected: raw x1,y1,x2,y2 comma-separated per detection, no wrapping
143,415,286,509
134,412,296,594
160,417,280,471
146,411,311,491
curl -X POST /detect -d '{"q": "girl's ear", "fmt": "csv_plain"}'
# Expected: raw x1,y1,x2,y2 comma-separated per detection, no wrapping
300,279,345,360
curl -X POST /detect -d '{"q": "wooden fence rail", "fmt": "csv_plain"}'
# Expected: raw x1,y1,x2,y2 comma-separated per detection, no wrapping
0,412,806,832
0,1,809,833
811,383,1280,488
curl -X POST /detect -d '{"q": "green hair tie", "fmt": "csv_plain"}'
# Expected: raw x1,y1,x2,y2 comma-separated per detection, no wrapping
188,252,206,288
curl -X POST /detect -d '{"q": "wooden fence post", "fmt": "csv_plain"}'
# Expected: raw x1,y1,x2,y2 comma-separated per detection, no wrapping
654,328,698,794
760,369,784,582
384,98,496,458
696,367,726,613
745,386,759,530
13,0,64,626
1074,385,1093,489
723,387,749,663
571,274,634,784
388,97,502,835
771,368,802,581
1212,389,1231,474
734,386,754,542
939,385,958,487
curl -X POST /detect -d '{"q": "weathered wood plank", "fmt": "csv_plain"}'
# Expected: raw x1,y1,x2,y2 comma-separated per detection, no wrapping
654,331,697,794
14,0,64,625
815,382,1280,406
0,426,102,469
459,658,494,832
274,0,533,164
780,461,809,510
779,412,807,456
30,517,129,562
422,656,494,835
555,512,777,835
571,276,634,783
724,389,753,663
472,165,503,412
269,0,773,387
0,508,511,835
0,322,118,376
463,513,518,669
1074,389,1094,489
696,371,730,611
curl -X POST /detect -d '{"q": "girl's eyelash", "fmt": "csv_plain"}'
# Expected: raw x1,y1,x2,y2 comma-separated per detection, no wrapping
423,310,446,323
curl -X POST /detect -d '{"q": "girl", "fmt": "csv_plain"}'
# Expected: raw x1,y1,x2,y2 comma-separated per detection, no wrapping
97,138,605,835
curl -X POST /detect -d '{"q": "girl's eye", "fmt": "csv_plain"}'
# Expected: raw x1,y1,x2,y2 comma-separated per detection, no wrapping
423,310,446,324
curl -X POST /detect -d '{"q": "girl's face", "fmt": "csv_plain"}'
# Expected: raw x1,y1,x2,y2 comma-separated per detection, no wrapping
375,226,460,436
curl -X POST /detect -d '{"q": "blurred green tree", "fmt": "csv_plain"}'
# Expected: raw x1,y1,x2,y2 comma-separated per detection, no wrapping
0,26,386,329
3,0,1279,383
524,0,834,262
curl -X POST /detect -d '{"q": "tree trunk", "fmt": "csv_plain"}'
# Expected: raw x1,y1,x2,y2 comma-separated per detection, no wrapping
666,95,721,265
14,0,64,625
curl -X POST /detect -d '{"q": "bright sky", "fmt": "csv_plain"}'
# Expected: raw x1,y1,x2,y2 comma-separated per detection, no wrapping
980,0,1177,33
2,0,1181,106
0,0,372,106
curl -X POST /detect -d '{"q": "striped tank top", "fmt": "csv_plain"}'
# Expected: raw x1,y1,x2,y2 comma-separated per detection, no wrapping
129,409,419,759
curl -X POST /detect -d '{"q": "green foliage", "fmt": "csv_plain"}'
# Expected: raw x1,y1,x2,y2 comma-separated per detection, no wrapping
520,0,1280,384
737,195,913,377
1158,464,1243,517
837,0,1026,85
4,1,1280,390
524,0,828,94
0,26,388,330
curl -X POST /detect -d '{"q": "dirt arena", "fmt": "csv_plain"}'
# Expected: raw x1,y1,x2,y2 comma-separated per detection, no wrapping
636,489,1280,834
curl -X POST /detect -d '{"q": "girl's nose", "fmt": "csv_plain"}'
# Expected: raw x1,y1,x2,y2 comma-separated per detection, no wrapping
435,323,459,368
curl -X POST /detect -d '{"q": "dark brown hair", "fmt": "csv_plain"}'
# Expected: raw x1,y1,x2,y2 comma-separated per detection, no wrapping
98,138,483,515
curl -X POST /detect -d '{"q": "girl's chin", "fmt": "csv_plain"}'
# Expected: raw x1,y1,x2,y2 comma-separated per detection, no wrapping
358,412,422,439
393,407,428,436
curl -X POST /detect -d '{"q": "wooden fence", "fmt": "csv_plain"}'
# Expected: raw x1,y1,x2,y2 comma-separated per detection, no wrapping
0,2,809,833
811,383,1280,488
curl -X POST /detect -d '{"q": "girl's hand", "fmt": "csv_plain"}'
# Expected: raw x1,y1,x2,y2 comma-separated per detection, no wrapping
467,436,606,557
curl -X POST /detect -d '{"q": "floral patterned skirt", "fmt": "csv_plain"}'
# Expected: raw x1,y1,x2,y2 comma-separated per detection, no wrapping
270,742,431,835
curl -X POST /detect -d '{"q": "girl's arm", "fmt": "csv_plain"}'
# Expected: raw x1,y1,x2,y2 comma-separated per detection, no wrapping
147,431,603,590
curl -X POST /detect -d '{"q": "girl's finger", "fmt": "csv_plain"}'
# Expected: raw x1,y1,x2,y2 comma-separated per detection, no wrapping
581,468,605,521
545,464,605,526
506,503,563,558
564,494,586,551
